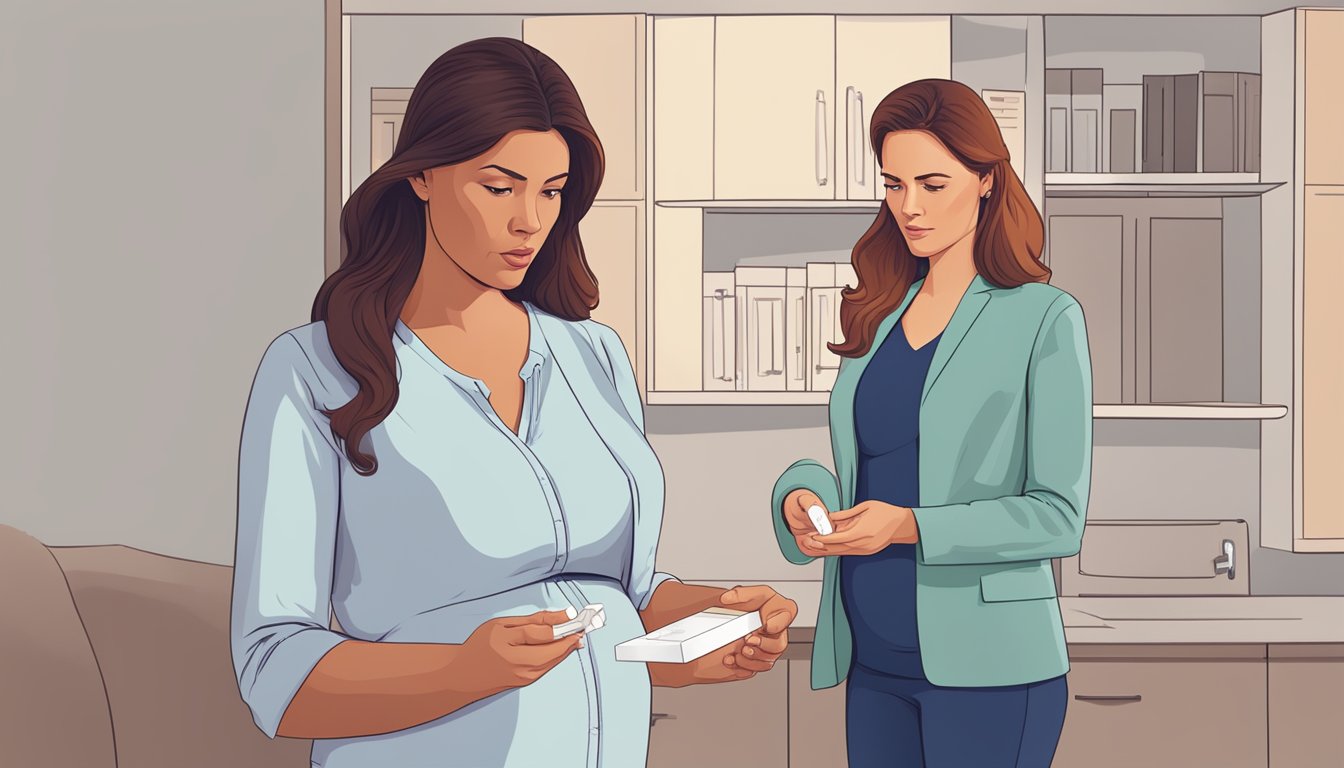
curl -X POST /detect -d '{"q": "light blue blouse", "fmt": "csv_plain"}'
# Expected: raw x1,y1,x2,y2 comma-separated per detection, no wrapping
231,302,678,768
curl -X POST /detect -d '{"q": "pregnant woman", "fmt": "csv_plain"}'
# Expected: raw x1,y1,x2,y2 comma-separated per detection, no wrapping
772,79,1093,767
232,37,796,768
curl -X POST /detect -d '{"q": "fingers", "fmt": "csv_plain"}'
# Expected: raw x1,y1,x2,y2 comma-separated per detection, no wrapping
747,632,788,655
733,646,779,672
512,623,578,645
762,606,796,636
511,634,583,669
496,608,576,628
719,585,772,608
827,503,869,522
814,526,867,545
795,533,828,557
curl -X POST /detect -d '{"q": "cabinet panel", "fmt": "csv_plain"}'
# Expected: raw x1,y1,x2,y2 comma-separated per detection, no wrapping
1269,646,1344,767
1149,217,1223,403
1305,10,1344,185
523,15,645,200
579,204,642,379
1046,214,1125,403
789,659,848,768
647,664,788,768
1054,656,1267,768
1303,188,1344,540
835,16,952,201
715,16,835,200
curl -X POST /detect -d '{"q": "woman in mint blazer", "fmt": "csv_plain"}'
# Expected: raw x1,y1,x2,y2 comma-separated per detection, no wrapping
772,79,1092,767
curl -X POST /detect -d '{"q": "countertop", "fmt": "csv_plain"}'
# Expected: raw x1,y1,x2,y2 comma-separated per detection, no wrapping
692,581,1344,645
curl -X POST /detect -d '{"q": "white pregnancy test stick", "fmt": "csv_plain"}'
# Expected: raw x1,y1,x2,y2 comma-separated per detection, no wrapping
807,504,834,536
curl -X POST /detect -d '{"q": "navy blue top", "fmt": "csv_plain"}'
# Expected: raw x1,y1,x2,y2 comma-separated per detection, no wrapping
840,317,942,679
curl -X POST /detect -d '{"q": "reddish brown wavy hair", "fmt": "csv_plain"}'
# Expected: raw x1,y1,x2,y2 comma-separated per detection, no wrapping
312,38,605,475
831,78,1049,359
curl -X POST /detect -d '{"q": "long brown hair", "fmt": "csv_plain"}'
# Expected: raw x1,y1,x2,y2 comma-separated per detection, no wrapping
312,38,605,475
831,78,1048,359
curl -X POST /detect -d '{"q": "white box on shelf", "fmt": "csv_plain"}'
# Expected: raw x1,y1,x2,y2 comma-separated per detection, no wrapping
702,272,738,391
807,262,856,392
785,267,808,392
615,607,763,664
735,266,789,392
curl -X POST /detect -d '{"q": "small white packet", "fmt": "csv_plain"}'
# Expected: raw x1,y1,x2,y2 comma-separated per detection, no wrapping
615,607,763,664
552,604,606,640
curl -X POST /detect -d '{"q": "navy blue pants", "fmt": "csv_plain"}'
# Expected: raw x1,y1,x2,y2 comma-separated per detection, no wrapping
845,663,1069,768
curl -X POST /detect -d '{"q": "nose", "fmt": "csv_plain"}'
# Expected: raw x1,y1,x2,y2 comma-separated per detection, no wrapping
510,193,542,236
900,186,924,219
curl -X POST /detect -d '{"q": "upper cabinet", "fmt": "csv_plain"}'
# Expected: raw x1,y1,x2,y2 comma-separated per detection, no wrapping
523,14,646,200
713,16,837,200
664,15,951,203
835,16,951,201
1304,10,1344,185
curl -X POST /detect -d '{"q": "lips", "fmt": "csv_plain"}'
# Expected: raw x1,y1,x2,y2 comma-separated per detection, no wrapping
500,247,534,269
904,226,932,240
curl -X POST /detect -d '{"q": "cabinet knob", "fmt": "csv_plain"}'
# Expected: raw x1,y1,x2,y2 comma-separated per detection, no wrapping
1213,538,1236,580
650,712,677,728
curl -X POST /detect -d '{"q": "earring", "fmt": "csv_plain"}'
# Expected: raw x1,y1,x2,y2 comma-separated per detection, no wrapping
982,190,992,199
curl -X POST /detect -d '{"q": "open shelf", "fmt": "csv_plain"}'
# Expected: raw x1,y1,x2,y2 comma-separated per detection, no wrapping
646,392,1288,419
1044,173,1284,198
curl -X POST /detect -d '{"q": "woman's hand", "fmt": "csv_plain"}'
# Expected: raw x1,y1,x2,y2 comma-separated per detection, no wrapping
806,501,920,556
452,609,584,697
649,585,797,687
783,488,828,556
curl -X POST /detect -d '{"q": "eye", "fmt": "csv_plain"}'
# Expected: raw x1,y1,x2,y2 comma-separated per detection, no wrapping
883,183,903,191
482,185,512,196
923,184,946,192
542,188,563,200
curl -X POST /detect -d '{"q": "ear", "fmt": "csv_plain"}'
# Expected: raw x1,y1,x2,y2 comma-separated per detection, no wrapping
979,172,994,199
407,172,430,202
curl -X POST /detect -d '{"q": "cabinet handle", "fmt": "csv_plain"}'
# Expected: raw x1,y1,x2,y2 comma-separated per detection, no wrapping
1074,695,1142,703
650,712,677,728
854,89,865,185
1213,538,1236,580
712,290,732,382
757,298,784,376
815,90,828,187
793,295,806,379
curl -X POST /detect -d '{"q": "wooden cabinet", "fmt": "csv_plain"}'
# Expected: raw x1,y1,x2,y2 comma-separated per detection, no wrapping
369,88,412,174
1304,10,1344,185
1302,187,1344,543
523,14,646,200
647,662,788,767
579,203,644,385
835,17,951,201
1054,645,1269,768
714,16,836,200
1269,645,1344,767
788,659,848,768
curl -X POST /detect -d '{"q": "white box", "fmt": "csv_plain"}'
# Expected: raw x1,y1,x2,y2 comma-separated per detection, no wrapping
614,607,763,664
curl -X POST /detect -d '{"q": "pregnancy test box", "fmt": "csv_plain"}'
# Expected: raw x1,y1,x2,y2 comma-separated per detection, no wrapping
615,607,762,664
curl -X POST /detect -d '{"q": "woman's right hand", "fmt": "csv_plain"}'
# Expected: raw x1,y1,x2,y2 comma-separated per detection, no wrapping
455,609,583,696
782,489,828,557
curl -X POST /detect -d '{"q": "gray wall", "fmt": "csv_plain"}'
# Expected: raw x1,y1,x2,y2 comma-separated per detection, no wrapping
1044,16,1262,82
1,0,326,564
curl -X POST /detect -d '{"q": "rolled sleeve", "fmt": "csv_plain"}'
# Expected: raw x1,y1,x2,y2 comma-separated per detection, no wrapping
231,332,348,738
912,296,1093,566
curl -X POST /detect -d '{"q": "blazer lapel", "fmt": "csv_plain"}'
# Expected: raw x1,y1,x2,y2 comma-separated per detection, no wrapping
920,274,995,405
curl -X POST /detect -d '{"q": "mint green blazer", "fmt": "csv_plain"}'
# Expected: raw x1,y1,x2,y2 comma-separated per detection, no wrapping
772,273,1093,689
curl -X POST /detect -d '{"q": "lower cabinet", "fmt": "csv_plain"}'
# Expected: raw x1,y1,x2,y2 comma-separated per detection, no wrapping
788,659,848,768
1053,645,1269,768
1269,644,1344,767
647,661,788,767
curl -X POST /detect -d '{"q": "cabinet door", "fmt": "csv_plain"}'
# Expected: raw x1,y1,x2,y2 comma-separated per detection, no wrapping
523,15,645,200
835,17,951,201
715,16,835,200
579,203,642,380
1269,645,1344,767
1046,214,1125,404
1054,649,1267,768
1304,187,1344,540
1305,10,1344,184
1149,217,1223,403
647,663,788,768
789,659,848,768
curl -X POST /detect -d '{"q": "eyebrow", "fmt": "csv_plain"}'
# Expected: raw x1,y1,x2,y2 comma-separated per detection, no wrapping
880,172,952,182
479,164,569,183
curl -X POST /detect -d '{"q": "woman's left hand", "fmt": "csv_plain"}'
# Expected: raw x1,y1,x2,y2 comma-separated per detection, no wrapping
807,501,920,556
